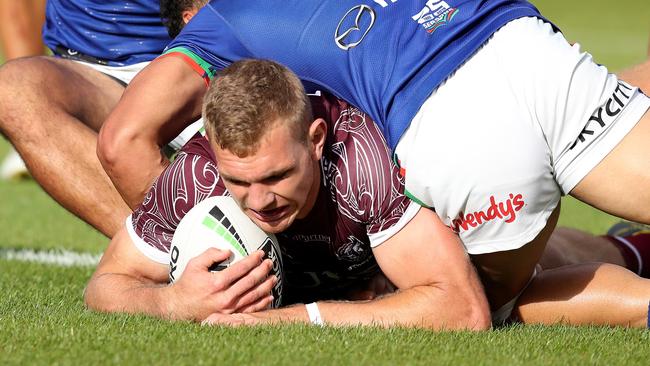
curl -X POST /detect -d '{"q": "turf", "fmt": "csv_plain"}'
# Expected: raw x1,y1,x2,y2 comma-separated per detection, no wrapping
1,0,649,364
2,260,650,366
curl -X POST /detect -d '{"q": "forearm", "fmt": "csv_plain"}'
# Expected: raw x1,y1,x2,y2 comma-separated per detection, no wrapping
316,286,481,329
212,284,489,330
84,271,177,319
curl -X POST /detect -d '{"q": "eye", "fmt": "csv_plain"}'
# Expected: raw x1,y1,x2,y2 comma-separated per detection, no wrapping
262,170,290,184
224,177,249,187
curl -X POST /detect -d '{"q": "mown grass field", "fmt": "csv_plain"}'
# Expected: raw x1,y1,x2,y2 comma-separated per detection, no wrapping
1,1,650,364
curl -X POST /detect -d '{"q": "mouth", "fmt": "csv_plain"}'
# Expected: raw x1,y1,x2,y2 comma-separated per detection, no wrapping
249,206,290,224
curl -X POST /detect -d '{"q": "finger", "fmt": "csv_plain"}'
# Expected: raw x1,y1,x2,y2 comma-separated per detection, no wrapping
202,312,248,327
201,313,224,326
224,258,273,297
190,247,232,271
236,295,274,314
212,250,266,288
233,275,277,310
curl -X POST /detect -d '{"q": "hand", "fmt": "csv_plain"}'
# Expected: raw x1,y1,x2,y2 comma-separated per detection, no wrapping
201,312,262,327
167,248,277,321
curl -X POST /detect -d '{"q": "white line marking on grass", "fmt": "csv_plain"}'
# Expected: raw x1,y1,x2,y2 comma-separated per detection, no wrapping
0,248,101,267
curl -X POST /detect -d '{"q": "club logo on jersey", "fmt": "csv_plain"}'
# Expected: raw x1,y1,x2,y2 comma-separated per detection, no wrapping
336,235,370,263
449,193,525,233
334,5,376,50
569,81,635,150
412,0,459,34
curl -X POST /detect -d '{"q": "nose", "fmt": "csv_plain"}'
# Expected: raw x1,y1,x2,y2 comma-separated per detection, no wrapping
246,183,274,211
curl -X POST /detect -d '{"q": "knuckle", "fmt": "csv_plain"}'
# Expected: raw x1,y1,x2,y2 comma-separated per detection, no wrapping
212,275,227,290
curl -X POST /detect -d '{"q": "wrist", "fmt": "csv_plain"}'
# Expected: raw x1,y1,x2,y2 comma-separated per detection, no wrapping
159,284,183,320
305,302,324,326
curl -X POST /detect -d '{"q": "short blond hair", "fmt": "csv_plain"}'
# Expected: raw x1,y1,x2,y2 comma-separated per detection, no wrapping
203,59,313,157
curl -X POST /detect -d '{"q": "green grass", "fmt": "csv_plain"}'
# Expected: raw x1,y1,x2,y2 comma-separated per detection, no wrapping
2,261,650,366
0,0,649,364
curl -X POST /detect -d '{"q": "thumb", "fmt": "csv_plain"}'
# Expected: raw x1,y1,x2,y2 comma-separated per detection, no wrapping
190,247,232,270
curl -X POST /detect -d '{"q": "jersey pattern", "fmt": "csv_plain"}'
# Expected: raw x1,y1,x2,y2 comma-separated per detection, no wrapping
130,94,416,304
43,0,171,66
165,0,546,149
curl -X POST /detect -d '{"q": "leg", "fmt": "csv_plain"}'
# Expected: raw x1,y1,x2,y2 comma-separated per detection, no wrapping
571,108,650,224
0,0,46,180
0,0,46,59
541,227,625,269
515,263,649,328
618,58,650,95
0,57,130,237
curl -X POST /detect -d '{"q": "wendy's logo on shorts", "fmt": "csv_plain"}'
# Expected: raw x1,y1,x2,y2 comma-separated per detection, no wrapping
570,81,634,150
450,193,525,233
411,0,459,34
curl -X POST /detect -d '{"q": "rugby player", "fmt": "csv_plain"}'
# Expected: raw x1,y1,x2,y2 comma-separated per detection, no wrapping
97,0,650,322
0,0,174,237
87,60,650,328
86,59,490,328
0,0,45,180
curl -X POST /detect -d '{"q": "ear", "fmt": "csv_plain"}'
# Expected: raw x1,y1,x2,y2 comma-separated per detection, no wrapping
182,7,199,25
307,118,327,161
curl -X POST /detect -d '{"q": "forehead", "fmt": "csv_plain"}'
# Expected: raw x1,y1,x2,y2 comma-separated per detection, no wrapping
213,123,305,180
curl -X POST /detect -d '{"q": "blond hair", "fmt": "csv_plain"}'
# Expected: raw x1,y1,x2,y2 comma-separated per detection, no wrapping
203,59,312,157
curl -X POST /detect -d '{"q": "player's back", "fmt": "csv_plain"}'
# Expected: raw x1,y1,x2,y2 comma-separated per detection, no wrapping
43,0,171,66
171,0,544,149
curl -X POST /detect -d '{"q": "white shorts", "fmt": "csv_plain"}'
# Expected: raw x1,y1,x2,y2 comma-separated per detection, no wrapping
395,17,650,255
75,60,203,150
75,60,150,85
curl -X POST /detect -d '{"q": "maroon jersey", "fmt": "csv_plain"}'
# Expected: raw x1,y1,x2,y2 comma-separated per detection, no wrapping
129,94,419,304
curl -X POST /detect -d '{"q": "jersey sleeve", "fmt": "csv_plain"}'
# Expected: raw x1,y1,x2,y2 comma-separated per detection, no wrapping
324,103,420,248
159,3,255,85
128,143,227,263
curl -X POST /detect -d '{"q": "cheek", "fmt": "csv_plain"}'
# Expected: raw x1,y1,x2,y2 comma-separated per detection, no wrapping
294,168,315,200
276,174,312,204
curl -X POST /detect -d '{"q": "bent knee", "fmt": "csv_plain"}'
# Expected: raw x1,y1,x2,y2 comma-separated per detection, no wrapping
0,56,53,91
0,57,62,134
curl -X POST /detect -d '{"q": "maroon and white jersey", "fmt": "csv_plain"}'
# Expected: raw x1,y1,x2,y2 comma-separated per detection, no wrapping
127,94,420,304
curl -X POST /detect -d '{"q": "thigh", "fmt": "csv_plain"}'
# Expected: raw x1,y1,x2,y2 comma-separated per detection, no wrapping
0,56,125,132
516,262,649,327
618,58,650,94
571,107,650,223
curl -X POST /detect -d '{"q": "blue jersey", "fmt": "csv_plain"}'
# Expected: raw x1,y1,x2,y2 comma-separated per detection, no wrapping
165,0,548,150
43,0,171,66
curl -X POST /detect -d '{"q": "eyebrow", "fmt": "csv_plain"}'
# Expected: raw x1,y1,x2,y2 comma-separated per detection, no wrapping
221,165,295,184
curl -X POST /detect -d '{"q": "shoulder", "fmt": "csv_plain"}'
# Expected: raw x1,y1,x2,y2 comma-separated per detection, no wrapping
130,135,227,252
316,94,410,230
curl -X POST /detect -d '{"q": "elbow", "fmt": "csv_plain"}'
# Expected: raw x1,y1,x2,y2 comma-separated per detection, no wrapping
422,287,492,331
454,288,492,331
82,277,104,312
97,117,138,173
432,299,490,331
463,302,492,331
83,273,118,314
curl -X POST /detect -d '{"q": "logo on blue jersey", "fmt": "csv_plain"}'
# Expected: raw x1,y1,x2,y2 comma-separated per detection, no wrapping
334,5,376,50
412,0,459,34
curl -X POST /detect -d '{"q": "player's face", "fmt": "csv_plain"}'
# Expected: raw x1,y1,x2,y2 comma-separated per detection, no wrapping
214,119,326,234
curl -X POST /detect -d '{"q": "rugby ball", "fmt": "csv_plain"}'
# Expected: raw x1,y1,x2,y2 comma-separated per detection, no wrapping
169,196,283,308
